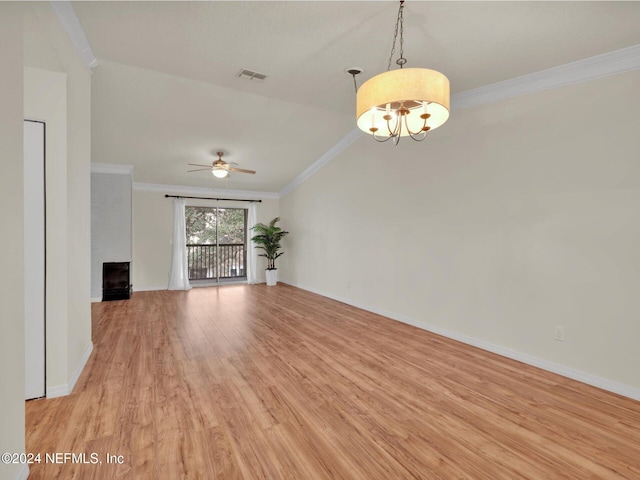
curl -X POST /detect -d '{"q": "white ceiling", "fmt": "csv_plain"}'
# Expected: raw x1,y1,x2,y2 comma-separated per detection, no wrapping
70,1,640,193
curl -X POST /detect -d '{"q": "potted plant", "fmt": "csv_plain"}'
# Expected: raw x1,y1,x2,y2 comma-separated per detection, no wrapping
250,217,289,286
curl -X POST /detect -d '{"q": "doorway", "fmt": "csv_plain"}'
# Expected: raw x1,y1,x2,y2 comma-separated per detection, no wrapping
185,206,247,282
24,120,46,400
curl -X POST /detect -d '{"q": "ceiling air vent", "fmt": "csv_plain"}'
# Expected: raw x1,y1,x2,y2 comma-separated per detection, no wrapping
237,68,267,81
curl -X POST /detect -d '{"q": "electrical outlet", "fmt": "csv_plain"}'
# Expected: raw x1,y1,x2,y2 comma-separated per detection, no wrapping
554,326,566,342
347,281,352,290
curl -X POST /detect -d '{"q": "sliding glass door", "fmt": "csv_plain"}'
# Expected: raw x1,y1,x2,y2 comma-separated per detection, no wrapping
185,206,247,282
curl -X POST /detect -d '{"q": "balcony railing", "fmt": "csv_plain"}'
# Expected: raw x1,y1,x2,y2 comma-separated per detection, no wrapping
187,244,246,280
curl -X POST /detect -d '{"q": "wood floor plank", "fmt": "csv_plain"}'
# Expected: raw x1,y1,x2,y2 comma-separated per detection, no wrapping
26,284,640,479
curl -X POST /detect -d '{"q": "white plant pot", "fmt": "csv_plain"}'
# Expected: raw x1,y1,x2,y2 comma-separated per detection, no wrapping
265,269,278,286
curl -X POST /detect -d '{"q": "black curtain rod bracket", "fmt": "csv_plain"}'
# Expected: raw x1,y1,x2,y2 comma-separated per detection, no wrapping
165,194,261,203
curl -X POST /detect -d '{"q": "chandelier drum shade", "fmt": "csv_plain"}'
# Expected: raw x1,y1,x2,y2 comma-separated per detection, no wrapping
356,68,450,138
354,0,450,144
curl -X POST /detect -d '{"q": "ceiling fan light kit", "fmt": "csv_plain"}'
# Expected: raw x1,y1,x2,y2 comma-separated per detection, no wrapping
212,167,229,178
355,0,450,144
188,151,256,179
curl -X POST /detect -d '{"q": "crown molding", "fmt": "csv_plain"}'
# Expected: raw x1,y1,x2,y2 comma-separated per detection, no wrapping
50,0,98,71
133,182,279,200
452,43,640,111
279,128,362,197
91,162,133,175
280,44,640,198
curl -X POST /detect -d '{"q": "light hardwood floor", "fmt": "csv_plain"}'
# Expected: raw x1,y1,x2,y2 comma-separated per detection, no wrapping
26,284,640,479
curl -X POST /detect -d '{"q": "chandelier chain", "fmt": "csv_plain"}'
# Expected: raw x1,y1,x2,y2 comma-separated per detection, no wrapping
398,3,405,68
387,1,405,71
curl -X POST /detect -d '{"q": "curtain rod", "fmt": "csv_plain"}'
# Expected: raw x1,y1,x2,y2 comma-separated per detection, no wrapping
165,194,261,203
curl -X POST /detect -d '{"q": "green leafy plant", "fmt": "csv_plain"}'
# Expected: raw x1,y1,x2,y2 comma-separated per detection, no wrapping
250,217,289,270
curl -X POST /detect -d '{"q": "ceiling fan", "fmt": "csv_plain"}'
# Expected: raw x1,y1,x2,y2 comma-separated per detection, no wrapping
188,151,256,178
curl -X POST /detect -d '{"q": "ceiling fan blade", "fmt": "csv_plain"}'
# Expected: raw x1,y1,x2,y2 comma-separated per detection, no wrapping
228,167,256,174
188,168,212,172
188,163,212,168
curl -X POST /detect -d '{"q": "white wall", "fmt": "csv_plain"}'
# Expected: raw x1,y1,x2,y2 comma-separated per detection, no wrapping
0,9,91,476
0,6,27,480
280,71,640,397
91,172,133,299
24,4,93,398
132,187,279,290
62,16,93,385
24,66,69,396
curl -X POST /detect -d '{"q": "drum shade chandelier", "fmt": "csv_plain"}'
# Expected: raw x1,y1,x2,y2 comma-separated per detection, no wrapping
355,0,450,144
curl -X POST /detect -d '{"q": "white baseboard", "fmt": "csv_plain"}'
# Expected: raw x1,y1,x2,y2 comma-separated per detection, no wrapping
135,281,255,292
90,297,101,303
191,280,249,288
132,285,167,292
46,384,69,399
46,342,94,398
284,282,640,401
15,464,29,480
69,342,94,393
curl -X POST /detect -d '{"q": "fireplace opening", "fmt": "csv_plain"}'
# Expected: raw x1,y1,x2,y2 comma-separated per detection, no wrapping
102,262,131,301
